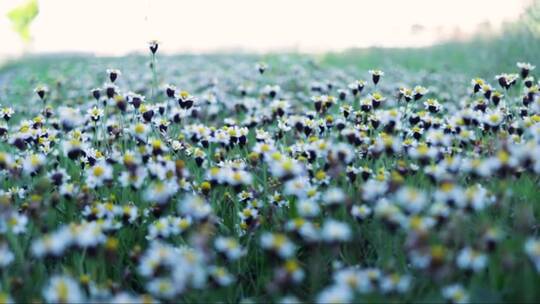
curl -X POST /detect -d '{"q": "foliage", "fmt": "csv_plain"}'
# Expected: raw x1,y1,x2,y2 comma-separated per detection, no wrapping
7,0,39,43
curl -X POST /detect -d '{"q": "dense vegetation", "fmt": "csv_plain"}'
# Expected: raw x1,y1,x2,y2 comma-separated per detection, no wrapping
0,5,539,303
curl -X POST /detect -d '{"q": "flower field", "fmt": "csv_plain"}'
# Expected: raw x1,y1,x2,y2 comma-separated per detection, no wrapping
0,48,539,303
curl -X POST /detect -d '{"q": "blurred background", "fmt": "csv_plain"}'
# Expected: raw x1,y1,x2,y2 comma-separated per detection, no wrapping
0,0,539,75
0,0,535,54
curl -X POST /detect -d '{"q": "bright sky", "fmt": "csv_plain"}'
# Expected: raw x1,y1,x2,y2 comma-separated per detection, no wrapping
0,0,533,57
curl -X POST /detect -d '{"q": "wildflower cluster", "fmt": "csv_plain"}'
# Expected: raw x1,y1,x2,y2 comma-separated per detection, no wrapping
0,52,538,302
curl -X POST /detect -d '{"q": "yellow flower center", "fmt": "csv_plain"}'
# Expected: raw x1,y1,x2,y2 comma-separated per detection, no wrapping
93,166,105,177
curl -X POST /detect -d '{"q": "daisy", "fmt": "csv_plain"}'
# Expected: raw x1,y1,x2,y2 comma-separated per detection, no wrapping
369,69,384,85
456,247,488,272
118,203,139,223
7,212,28,234
517,62,535,78
72,222,107,249
413,85,428,100
424,98,442,113
119,167,148,189
322,187,346,206
0,243,14,268
91,87,101,101
495,73,519,90
148,40,159,54
215,237,246,261
260,233,296,259
146,278,177,299
394,187,426,214
58,106,84,130
106,68,121,83
256,62,268,74
370,92,385,109
22,153,46,175
147,217,172,239
87,106,104,122
348,80,366,96
59,183,78,198
48,168,71,186
296,199,320,218
278,259,305,283
380,273,412,294
34,85,49,100
85,160,113,188
144,180,179,204
442,284,469,304
286,218,319,242
321,219,351,243
0,107,14,121
178,194,212,220
209,266,235,286
316,284,353,304
42,275,84,303
351,204,372,221
284,176,311,199
524,238,540,272
131,122,150,141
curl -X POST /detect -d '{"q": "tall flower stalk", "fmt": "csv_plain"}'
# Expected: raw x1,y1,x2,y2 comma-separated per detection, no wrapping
149,40,159,99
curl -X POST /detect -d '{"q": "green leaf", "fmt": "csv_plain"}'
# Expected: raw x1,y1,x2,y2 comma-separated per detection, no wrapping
7,0,39,43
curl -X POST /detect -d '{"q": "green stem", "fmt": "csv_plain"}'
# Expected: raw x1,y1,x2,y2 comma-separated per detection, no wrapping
151,53,157,100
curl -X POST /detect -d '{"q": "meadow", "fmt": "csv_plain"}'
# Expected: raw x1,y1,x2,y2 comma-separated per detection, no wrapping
0,13,540,303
